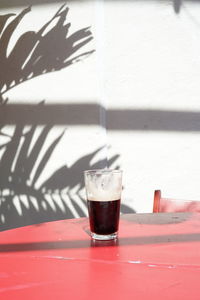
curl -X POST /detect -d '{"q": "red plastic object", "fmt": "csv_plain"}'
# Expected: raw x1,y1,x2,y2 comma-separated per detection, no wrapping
153,189,200,213
0,212,200,299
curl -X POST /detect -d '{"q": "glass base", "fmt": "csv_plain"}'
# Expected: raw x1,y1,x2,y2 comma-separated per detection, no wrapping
90,232,118,240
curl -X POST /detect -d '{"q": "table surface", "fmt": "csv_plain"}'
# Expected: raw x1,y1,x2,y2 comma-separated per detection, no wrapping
0,212,200,300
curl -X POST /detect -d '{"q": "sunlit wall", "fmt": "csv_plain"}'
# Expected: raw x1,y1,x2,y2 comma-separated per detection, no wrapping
1,0,200,229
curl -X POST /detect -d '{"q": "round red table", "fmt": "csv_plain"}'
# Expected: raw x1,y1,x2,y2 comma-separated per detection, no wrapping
0,212,200,299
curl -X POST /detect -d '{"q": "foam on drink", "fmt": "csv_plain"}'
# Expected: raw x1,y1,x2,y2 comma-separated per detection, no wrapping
86,189,120,202
85,174,122,202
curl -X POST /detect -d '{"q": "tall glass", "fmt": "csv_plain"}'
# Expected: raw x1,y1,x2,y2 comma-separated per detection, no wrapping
84,169,122,240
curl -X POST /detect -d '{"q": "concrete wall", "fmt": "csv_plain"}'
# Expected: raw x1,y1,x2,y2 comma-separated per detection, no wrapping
0,0,200,229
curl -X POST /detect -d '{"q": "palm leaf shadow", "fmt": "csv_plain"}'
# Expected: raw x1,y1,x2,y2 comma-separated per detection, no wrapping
0,119,135,231
0,121,78,229
0,119,62,196
0,124,24,190
0,5,135,231
0,4,95,95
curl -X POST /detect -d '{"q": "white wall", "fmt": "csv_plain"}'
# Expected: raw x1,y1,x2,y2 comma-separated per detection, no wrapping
103,1,200,211
1,0,200,228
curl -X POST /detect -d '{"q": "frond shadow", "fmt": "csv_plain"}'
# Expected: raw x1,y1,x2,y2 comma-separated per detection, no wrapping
0,109,135,231
0,5,135,231
0,4,94,96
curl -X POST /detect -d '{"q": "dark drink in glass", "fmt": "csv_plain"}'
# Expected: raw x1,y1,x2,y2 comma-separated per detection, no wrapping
84,170,122,240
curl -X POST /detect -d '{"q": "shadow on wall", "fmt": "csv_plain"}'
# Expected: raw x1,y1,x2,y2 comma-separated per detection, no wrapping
1,103,200,131
0,0,194,14
0,5,135,231
0,115,135,231
0,4,94,97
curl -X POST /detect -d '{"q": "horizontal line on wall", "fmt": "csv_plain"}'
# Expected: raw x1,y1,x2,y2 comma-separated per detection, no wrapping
1,103,200,132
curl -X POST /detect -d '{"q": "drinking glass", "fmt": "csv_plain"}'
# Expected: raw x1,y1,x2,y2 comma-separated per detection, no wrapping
84,169,122,240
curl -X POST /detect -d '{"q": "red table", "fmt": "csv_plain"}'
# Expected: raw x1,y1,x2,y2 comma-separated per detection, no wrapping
0,212,200,299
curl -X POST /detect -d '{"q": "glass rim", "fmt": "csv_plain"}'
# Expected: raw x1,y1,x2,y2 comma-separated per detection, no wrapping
84,169,122,174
